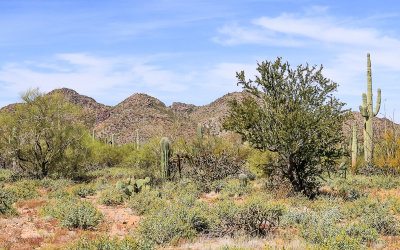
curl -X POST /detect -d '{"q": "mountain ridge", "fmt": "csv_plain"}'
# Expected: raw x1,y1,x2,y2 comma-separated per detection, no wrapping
1,87,397,145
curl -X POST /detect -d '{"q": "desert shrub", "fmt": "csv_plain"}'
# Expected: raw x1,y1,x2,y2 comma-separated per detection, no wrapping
128,141,160,181
0,169,20,182
106,167,137,180
210,198,239,236
237,196,285,235
371,175,400,189
281,208,313,228
343,197,399,235
71,183,96,198
137,201,210,246
387,197,400,214
161,181,201,207
178,137,248,192
221,179,251,197
374,128,400,175
94,177,109,191
4,180,40,201
40,177,75,191
129,189,165,215
41,197,103,230
0,188,17,216
246,148,280,179
68,234,139,249
210,195,285,236
98,188,125,206
344,223,380,243
360,206,399,235
357,163,386,176
335,182,365,201
47,189,71,199
298,207,373,249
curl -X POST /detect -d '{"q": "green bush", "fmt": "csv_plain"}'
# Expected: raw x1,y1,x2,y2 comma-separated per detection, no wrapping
335,183,365,201
296,205,380,249
68,234,139,249
98,188,125,206
129,189,165,215
94,177,109,191
345,223,380,243
237,196,285,235
0,169,20,182
210,195,285,236
161,181,201,207
281,208,313,228
47,189,71,199
0,188,17,216
343,197,399,235
41,197,104,230
372,175,400,189
4,180,40,201
221,179,251,197
41,178,75,191
210,198,239,236
71,184,96,198
137,201,210,246
360,207,399,235
178,137,249,192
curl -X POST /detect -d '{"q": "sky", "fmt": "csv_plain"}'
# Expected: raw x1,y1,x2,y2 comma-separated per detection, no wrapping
0,0,400,121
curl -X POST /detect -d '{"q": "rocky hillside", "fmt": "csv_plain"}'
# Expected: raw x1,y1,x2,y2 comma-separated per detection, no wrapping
1,88,398,145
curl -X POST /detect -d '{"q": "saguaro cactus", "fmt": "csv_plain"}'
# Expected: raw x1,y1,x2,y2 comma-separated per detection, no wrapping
359,53,381,163
351,121,358,168
136,129,140,150
239,173,248,187
160,137,170,179
111,134,114,147
197,123,202,147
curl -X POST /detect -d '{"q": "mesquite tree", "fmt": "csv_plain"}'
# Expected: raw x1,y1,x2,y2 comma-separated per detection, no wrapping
223,58,349,198
0,88,87,179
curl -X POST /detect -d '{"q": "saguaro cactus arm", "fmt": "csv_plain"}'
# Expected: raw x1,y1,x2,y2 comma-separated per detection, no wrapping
359,93,368,117
351,121,358,167
373,88,381,117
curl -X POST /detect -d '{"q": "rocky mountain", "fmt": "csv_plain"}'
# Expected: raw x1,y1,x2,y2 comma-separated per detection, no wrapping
48,88,111,125
1,88,398,145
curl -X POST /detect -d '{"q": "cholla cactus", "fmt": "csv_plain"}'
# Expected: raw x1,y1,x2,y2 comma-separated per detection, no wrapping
359,53,381,163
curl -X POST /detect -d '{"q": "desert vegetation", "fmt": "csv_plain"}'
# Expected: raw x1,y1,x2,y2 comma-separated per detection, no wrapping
0,55,399,249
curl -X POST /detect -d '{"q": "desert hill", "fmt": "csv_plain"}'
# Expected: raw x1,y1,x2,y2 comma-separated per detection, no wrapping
1,88,398,145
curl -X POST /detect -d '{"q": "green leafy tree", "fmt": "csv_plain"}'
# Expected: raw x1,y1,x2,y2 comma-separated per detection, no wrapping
0,88,88,179
223,58,350,198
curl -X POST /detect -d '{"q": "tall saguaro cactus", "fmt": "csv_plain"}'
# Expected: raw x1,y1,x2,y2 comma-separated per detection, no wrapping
351,121,358,168
197,123,202,146
136,129,140,150
160,137,170,179
359,53,381,163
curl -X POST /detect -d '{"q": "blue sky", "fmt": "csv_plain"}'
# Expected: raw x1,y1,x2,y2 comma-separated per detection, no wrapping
0,0,400,121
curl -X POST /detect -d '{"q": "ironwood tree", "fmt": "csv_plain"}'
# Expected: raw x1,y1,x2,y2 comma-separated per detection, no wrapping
223,58,350,198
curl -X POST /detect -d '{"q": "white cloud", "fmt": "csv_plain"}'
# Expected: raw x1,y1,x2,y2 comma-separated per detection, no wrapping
0,53,256,107
213,11,400,121
0,53,191,100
